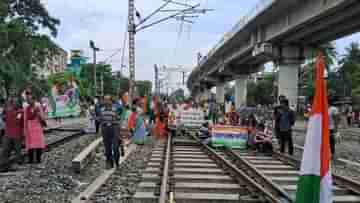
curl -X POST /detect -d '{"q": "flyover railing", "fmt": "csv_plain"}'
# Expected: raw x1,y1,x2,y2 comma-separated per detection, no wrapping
198,0,275,67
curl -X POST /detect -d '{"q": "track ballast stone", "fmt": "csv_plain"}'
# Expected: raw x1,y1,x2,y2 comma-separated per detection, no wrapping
0,133,99,203
91,138,156,203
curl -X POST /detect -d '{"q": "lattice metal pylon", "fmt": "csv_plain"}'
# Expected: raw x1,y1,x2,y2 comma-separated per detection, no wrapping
128,0,136,105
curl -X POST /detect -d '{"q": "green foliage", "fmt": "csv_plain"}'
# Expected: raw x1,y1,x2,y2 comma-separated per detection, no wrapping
136,80,152,97
77,63,152,100
4,0,60,36
300,42,360,104
339,42,360,95
247,74,276,105
299,43,338,99
0,0,60,99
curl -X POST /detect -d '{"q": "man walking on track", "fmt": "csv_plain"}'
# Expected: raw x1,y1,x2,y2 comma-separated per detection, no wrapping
99,95,121,169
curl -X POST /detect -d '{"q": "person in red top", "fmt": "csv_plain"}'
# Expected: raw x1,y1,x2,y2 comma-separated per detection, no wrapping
0,97,24,172
24,95,46,164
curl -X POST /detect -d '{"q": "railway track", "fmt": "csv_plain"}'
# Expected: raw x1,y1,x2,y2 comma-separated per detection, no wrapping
130,128,360,203
45,130,85,151
1,128,86,169
132,134,283,203
224,149,360,203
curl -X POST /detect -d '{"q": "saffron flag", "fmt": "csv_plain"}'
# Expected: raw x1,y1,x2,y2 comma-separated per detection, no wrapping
122,92,129,106
295,53,332,203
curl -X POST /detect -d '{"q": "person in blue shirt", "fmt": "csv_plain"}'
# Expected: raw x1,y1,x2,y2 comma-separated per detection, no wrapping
114,96,123,117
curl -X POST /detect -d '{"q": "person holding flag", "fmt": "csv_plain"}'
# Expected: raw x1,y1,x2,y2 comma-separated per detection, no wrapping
295,52,332,203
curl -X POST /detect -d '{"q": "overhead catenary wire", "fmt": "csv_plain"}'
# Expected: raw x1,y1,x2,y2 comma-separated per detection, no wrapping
127,0,212,100
117,16,129,94
173,19,184,59
120,17,129,75
102,49,123,64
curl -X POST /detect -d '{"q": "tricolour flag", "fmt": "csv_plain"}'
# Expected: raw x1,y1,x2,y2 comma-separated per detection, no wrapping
295,53,332,203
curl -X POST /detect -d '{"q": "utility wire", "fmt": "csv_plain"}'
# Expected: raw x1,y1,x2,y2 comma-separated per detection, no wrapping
120,17,129,75
117,16,129,94
103,49,122,63
173,19,184,59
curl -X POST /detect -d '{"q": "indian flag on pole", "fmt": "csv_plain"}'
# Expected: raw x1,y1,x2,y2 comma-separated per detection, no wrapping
295,53,332,203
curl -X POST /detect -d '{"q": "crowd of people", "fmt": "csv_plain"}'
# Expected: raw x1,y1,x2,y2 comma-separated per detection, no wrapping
0,90,47,172
0,88,355,172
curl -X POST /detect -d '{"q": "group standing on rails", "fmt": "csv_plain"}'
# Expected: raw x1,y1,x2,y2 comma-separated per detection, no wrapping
0,90,47,172
0,88,344,172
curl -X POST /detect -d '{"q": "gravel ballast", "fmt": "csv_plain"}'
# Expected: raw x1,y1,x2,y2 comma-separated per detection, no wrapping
90,138,157,203
0,132,99,203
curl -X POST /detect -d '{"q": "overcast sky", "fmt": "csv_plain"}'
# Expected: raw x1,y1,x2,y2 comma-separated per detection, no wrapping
44,0,360,84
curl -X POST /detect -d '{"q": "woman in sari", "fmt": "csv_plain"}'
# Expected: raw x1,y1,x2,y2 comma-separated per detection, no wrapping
25,95,46,164
154,102,167,138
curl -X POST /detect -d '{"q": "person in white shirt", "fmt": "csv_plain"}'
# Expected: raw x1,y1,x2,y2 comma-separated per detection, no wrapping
328,100,339,155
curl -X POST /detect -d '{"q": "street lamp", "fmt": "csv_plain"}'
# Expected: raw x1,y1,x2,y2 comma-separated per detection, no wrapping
90,40,100,96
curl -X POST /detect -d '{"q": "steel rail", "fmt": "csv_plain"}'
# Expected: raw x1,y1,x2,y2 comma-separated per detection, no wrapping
188,133,282,203
293,143,360,169
159,133,172,203
273,151,360,195
45,131,85,151
1,130,85,169
226,149,293,203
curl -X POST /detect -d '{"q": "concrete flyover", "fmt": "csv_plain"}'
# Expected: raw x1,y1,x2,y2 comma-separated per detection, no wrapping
188,0,360,107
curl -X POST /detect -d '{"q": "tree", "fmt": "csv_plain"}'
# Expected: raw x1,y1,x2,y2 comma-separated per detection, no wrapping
247,73,276,105
80,63,118,97
0,0,60,98
1,0,60,36
136,80,152,97
299,43,338,99
319,42,337,72
339,42,360,95
77,63,152,100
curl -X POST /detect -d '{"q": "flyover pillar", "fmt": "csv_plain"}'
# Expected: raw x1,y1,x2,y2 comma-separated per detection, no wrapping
235,76,248,109
194,94,201,104
216,84,225,104
277,46,303,109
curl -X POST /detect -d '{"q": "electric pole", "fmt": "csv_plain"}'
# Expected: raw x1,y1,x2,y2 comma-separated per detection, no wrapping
127,0,212,106
154,64,159,96
128,0,135,106
90,40,100,96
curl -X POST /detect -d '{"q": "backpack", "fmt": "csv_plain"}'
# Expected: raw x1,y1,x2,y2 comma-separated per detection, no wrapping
279,109,294,132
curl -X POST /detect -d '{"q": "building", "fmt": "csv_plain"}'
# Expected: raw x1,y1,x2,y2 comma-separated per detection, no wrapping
37,46,68,78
